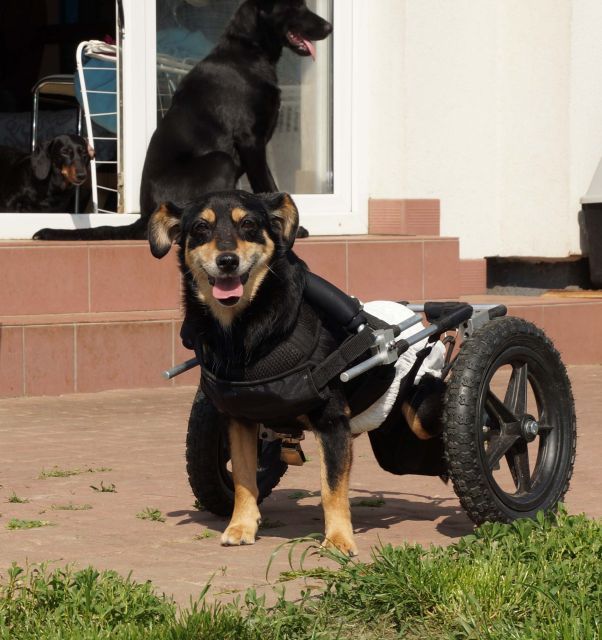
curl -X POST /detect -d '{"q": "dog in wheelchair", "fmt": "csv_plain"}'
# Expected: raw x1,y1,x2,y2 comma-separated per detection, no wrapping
149,190,447,555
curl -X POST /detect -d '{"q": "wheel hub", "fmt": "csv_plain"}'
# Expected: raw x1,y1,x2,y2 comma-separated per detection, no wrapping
521,416,539,442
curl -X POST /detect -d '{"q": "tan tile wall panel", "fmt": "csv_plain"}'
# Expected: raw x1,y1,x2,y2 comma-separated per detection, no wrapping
459,259,487,295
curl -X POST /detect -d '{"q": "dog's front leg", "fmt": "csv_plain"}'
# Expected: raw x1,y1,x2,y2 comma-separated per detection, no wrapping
311,403,358,557
238,145,278,193
221,419,261,546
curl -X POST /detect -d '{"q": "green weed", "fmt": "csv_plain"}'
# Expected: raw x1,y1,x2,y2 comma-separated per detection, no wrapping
39,466,111,479
7,493,29,504
51,503,93,511
259,518,286,530
90,482,116,493
351,497,385,508
136,508,165,523
6,519,52,530
193,530,217,540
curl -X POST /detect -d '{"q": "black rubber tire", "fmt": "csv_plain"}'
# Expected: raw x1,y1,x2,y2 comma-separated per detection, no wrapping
186,388,288,517
443,316,576,525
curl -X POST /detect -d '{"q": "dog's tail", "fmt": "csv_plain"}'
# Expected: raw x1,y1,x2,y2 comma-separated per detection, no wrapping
33,215,148,241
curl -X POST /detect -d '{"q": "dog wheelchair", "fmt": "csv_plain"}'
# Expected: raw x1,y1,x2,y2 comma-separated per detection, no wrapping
165,273,576,527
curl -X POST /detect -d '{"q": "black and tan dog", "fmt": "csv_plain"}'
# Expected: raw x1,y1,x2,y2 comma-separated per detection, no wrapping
34,0,332,240
149,189,360,554
0,134,93,212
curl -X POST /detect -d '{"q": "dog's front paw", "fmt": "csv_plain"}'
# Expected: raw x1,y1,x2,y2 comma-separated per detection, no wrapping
322,531,358,557
221,520,259,546
32,228,58,240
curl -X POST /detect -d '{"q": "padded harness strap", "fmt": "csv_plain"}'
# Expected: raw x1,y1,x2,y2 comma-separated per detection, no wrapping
311,325,378,390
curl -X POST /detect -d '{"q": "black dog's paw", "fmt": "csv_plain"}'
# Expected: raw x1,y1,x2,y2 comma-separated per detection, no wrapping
296,226,310,239
32,228,58,240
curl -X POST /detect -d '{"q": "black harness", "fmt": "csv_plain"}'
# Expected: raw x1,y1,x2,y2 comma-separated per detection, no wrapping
197,274,400,428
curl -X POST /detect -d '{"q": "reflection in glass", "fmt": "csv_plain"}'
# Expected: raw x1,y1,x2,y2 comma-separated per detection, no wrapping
155,0,333,194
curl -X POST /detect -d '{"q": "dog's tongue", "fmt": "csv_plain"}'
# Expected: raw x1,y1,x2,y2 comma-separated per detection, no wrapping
213,277,243,300
303,38,316,60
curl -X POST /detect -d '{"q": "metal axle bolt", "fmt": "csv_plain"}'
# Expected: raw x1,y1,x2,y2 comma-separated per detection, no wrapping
524,419,539,437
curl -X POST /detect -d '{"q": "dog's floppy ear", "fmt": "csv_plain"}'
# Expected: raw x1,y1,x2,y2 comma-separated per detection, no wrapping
31,140,53,181
149,202,182,259
262,192,299,251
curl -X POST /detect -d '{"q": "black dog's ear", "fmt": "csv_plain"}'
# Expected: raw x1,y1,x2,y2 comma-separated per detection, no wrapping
31,141,53,181
148,202,182,259
262,192,299,250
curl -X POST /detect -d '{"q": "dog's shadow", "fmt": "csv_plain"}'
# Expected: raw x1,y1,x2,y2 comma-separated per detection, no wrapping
166,488,474,541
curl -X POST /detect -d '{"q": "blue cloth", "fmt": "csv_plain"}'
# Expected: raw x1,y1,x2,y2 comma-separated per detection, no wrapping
74,57,117,134
73,29,213,134
157,28,213,61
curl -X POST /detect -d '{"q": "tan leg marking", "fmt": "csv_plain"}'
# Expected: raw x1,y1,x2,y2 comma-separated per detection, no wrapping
221,420,261,546
401,400,433,440
315,433,358,557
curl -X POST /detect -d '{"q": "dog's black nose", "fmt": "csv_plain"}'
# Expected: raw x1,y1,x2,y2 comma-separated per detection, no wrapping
76,171,87,181
216,252,239,273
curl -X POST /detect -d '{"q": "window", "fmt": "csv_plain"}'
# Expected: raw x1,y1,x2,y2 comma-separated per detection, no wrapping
121,0,361,236
155,0,333,195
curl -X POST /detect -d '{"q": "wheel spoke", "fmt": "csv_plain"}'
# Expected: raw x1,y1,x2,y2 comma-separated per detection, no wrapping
536,408,554,432
504,363,528,416
486,390,518,426
506,441,532,493
487,432,520,469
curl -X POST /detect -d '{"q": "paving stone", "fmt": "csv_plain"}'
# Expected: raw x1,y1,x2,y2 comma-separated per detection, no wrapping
0,366,599,606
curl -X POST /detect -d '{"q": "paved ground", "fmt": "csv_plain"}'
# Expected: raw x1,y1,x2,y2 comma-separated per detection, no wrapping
0,365,600,606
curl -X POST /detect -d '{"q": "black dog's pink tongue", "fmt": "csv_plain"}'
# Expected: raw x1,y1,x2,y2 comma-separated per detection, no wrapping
213,277,243,300
303,38,316,60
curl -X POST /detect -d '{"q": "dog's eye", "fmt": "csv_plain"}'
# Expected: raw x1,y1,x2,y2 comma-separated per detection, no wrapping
240,218,257,233
191,220,211,237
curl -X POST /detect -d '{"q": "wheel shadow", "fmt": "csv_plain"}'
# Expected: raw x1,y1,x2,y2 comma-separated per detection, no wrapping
166,488,474,540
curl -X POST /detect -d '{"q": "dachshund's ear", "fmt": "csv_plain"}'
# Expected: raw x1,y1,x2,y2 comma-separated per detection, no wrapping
148,202,182,259
31,141,52,181
262,192,299,251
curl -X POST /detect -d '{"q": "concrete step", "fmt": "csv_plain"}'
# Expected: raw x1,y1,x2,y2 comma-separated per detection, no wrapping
0,234,485,398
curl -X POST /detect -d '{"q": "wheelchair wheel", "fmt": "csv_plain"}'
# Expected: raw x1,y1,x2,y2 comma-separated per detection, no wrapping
186,388,288,517
443,316,576,525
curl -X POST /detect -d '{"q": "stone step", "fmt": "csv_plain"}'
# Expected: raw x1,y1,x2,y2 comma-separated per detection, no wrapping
0,234,481,398
0,235,465,316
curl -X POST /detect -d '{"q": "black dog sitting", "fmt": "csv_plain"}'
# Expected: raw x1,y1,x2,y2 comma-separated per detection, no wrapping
33,0,332,241
0,134,93,213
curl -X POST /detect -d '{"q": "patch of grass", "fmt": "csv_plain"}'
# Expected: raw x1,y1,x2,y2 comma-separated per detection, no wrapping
192,499,206,511
6,519,52,530
259,518,286,530
50,503,93,511
39,467,80,479
0,509,600,639
90,482,116,493
351,497,385,508
39,466,112,479
7,493,29,504
136,508,165,523
287,491,310,500
193,530,217,540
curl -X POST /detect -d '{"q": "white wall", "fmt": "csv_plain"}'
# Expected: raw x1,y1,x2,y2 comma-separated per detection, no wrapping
365,0,602,259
